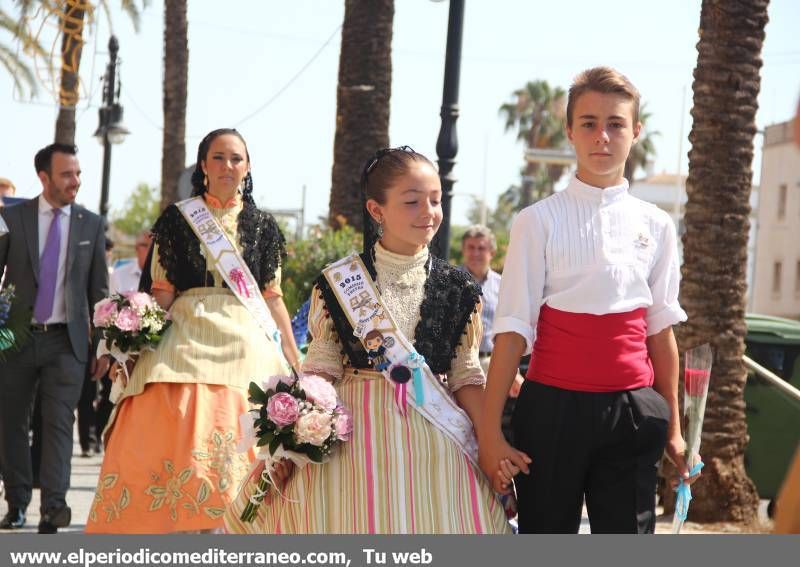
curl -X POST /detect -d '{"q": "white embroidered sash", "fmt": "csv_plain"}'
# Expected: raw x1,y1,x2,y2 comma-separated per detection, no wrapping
176,197,282,345
322,254,479,465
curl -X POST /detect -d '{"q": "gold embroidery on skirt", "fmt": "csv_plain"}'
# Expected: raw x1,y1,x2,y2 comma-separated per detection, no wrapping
144,460,225,522
90,473,130,523
192,429,250,493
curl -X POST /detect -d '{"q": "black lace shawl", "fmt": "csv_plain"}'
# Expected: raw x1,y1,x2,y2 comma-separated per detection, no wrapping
149,202,286,292
314,252,482,374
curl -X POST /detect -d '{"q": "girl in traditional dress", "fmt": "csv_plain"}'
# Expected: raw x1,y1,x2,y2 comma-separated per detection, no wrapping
225,146,509,534
86,129,300,533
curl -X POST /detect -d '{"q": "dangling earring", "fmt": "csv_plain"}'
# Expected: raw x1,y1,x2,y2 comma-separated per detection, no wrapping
376,218,384,238
203,174,208,187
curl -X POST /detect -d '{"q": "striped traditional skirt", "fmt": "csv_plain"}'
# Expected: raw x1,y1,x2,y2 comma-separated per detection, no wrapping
86,287,288,534
224,369,511,534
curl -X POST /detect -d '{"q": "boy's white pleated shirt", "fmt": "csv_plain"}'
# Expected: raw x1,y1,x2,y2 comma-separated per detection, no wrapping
493,175,687,355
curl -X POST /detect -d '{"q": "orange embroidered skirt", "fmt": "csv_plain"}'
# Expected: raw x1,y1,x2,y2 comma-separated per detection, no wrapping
85,382,255,533
85,289,288,534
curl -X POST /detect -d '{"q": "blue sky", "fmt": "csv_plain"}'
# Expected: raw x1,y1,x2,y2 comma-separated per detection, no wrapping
1,0,798,227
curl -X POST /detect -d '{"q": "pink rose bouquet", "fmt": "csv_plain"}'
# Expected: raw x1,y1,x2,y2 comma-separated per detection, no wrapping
238,372,350,522
93,291,171,377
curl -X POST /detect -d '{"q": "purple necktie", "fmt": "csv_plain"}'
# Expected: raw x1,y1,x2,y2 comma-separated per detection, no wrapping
33,208,62,323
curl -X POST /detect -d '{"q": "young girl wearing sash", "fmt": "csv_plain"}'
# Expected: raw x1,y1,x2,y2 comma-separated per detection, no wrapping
225,147,509,534
86,129,300,533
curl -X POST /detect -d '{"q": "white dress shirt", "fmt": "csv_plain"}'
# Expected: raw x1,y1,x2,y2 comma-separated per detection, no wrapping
493,175,687,355
461,267,501,353
37,194,71,324
109,260,142,295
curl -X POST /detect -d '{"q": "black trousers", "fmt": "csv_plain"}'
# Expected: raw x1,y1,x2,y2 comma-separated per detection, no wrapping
77,369,98,452
0,328,85,512
512,380,669,534
31,393,41,486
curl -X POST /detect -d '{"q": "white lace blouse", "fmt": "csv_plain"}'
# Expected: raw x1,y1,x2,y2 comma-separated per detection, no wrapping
302,243,485,392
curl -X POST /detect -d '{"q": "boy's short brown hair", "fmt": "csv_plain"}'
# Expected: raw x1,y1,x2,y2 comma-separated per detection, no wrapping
566,67,640,127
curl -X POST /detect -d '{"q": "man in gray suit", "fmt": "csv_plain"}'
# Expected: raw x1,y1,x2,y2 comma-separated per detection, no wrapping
0,143,109,533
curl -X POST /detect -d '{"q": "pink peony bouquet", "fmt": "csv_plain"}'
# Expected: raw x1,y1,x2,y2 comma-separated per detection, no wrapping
238,372,352,522
93,292,171,374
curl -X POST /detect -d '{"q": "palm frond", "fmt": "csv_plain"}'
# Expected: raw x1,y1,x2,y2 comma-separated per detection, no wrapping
119,0,144,32
0,39,38,97
0,11,49,62
15,0,38,19
96,0,150,33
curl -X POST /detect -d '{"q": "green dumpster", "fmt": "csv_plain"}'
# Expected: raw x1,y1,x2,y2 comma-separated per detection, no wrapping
744,313,800,506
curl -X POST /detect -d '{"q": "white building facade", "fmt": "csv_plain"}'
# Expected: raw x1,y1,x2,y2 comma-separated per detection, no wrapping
630,169,759,307
751,120,800,318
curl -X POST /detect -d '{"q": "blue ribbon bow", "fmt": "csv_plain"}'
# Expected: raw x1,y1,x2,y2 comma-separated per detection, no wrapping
674,461,704,522
406,352,426,406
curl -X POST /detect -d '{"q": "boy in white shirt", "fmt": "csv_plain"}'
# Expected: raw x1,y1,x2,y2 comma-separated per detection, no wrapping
478,67,699,533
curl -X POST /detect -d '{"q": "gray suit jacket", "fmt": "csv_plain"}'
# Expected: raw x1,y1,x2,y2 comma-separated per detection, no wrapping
0,198,108,362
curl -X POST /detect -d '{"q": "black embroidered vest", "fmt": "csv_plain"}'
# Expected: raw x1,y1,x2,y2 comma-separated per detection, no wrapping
150,202,286,292
314,252,481,374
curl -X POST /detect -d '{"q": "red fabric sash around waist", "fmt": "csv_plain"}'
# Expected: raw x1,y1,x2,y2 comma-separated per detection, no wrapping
527,304,653,392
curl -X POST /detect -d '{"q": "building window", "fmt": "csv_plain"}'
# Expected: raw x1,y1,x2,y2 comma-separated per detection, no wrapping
796,261,800,296
772,261,782,295
778,184,787,220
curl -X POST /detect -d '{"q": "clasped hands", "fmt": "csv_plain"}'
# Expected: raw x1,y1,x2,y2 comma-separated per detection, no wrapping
478,435,531,495
478,431,702,495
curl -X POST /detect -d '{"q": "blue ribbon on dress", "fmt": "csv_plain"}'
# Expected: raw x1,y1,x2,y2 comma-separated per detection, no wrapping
406,352,426,406
674,461,704,522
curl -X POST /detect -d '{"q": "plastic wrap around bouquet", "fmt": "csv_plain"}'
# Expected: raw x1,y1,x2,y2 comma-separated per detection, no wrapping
672,343,713,534
237,372,352,522
93,291,171,398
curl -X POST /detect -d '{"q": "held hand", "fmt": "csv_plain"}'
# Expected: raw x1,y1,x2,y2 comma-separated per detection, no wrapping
249,459,295,504
665,433,702,488
248,460,266,483
109,358,136,387
91,355,111,380
496,458,524,494
478,431,531,495
508,373,525,398
271,459,295,489
109,361,124,386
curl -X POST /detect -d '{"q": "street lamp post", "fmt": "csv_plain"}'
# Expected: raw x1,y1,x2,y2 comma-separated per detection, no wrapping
430,0,465,260
93,35,129,228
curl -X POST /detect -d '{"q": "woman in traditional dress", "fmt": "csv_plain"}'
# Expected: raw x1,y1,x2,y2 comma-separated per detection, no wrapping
225,146,509,534
86,128,300,533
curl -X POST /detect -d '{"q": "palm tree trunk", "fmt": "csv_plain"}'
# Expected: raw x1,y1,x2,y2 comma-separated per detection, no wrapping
668,0,768,523
160,0,188,210
520,163,536,209
329,0,394,230
54,4,87,145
